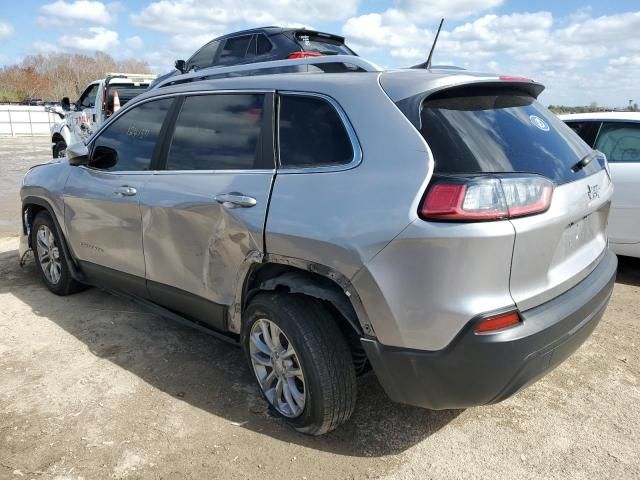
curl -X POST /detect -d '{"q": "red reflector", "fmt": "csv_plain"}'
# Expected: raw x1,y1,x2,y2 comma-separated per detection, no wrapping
422,183,465,216
474,311,521,333
287,51,323,59
499,75,533,82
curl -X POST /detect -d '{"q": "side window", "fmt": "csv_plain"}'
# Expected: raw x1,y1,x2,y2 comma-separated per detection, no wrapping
566,121,601,147
166,94,265,170
595,122,640,163
219,35,252,64
79,84,99,109
245,35,257,59
90,98,173,172
278,95,354,168
257,34,272,55
187,40,220,71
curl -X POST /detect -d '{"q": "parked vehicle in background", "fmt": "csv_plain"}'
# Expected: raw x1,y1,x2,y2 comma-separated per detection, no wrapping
21,56,617,435
47,73,156,158
149,26,357,89
561,112,640,258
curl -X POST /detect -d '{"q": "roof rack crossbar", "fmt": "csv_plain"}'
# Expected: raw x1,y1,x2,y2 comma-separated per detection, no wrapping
155,55,382,89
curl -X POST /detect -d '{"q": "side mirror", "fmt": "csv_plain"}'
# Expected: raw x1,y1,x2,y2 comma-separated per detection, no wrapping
67,142,89,165
175,59,186,73
61,97,71,111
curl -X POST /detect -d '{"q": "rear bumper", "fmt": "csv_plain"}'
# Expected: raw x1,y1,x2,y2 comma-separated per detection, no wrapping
362,249,617,410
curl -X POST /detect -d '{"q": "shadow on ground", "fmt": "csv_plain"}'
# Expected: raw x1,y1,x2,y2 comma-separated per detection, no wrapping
0,247,462,457
616,255,640,287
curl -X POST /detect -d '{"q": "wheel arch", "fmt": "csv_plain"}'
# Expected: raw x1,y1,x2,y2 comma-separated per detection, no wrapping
22,196,85,282
234,255,375,375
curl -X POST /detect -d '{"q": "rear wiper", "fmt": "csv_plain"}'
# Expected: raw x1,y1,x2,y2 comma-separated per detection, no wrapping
571,151,595,172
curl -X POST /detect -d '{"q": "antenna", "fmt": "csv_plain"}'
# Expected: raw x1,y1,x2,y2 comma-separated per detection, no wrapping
414,18,445,69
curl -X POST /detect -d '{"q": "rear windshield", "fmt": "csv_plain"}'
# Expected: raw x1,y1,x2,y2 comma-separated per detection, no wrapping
106,85,148,110
294,32,354,55
419,88,603,184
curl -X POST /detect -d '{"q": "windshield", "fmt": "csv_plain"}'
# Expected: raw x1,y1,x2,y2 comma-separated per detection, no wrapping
419,87,603,184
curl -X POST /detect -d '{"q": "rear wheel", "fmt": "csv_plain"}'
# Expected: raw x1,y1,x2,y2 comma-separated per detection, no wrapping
32,211,83,295
244,293,357,435
53,140,66,158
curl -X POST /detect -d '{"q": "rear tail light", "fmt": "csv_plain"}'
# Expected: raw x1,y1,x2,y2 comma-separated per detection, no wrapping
474,310,521,334
419,175,553,221
287,51,323,59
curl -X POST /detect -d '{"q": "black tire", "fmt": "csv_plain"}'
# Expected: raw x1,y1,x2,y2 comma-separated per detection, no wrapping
53,140,66,158
243,292,357,435
32,211,83,296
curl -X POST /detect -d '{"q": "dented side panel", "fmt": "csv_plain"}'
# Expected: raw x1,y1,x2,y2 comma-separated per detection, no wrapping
140,171,274,311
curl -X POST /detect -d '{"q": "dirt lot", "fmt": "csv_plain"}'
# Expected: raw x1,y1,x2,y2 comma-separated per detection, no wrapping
0,137,639,479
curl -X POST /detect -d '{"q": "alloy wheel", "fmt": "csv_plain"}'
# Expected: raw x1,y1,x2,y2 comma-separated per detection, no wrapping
36,225,62,285
249,318,306,418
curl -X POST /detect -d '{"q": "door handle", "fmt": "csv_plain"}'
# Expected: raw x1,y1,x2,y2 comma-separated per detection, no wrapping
215,193,257,208
115,185,137,197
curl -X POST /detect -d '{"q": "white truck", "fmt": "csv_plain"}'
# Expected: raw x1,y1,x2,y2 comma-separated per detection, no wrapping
47,73,156,158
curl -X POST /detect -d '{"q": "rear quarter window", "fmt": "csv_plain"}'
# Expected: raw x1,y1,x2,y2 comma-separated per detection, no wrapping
419,87,602,184
278,95,354,168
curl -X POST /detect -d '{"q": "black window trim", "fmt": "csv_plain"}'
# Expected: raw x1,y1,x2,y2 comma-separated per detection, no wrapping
275,91,362,174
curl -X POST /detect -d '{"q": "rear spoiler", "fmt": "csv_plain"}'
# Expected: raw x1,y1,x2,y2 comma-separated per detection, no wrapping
387,76,545,130
288,29,347,44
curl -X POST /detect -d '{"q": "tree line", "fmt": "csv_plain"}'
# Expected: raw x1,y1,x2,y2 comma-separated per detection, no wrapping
0,52,151,103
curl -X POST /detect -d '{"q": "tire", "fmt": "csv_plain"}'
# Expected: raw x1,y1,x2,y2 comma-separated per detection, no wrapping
243,292,357,435
32,211,83,296
53,140,66,158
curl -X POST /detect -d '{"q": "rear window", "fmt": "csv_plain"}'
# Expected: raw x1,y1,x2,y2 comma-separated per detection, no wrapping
419,88,603,184
294,32,354,55
106,85,148,112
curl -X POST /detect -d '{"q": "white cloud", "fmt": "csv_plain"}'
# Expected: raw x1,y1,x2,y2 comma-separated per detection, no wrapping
397,0,504,21
39,0,114,26
126,35,143,49
0,20,14,39
131,0,358,33
342,8,640,106
58,27,119,52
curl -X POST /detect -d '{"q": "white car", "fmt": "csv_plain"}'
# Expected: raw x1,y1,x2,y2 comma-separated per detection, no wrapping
561,112,640,257
48,73,156,158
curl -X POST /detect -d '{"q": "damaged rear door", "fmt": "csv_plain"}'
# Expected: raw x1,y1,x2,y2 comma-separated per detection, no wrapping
140,91,275,331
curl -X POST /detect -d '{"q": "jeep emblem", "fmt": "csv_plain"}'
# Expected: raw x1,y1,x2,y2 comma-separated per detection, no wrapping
587,184,600,200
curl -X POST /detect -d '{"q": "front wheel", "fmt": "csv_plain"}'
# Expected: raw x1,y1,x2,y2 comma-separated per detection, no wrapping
53,140,66,158
32,211,83,296
244,293,357,435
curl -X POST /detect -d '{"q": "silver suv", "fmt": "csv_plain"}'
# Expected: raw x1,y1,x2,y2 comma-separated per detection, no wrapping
20,57,617,435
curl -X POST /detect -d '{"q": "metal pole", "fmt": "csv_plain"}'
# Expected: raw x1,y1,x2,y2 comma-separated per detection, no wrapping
8,109,14,137
28,110,33,136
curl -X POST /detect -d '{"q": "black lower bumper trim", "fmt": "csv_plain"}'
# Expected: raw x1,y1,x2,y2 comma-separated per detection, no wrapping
363,249,617,410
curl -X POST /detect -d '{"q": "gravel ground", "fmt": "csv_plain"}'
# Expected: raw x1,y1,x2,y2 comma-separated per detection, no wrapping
0,137,639,479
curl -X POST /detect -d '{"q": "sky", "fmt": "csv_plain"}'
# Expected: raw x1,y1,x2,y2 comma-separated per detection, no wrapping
0,0,639,106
